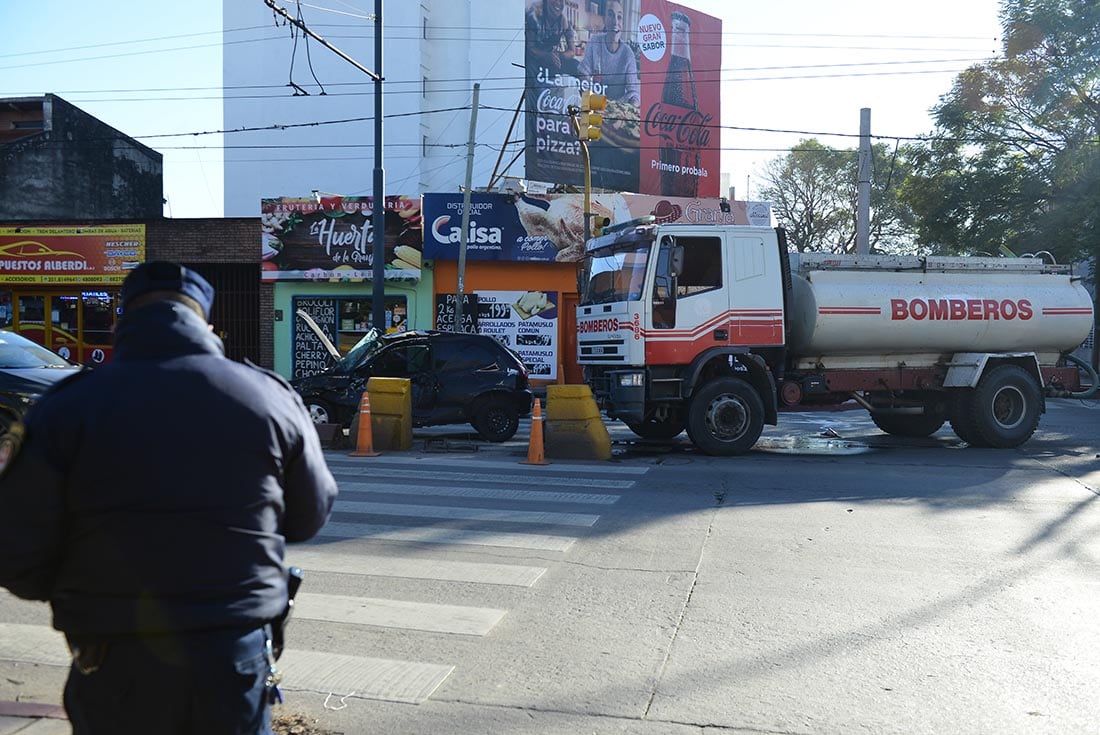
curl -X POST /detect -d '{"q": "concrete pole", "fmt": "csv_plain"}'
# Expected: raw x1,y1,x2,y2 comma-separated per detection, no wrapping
856,108,871,255
455,83,480,333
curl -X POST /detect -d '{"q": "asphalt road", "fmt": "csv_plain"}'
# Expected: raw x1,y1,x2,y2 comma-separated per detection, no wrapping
1,399,1098,734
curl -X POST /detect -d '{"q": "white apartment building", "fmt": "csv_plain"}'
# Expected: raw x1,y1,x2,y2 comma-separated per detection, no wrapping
223,1,533,217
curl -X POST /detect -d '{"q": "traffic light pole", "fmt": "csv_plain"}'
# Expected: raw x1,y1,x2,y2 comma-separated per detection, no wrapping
569,91,606,244
569,114,594,243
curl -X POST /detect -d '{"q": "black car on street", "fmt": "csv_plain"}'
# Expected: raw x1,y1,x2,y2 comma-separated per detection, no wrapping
0,330,82,436
290,317,533,442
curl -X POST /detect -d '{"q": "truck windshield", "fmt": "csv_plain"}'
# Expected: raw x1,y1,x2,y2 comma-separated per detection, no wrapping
580,243,651,306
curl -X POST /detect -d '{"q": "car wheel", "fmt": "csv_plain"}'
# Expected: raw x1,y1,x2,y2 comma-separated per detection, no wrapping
472,396,520,442
304,398,334,425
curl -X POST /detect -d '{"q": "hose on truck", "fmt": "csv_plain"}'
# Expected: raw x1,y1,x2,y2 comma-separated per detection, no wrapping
1046,352,1098,400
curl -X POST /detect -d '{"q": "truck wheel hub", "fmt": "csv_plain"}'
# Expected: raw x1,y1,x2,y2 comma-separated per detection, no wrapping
991,386,1025,429
706,396,749,439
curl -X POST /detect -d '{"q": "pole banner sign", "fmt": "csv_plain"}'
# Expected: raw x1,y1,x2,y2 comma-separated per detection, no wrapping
260,195,423,282
523,0,721,197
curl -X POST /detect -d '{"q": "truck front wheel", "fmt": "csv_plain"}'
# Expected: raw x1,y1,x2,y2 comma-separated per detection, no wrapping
954,365,1042,448
686,378,764,456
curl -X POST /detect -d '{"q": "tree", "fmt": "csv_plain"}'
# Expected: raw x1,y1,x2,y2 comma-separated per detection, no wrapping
759,139,917,254
903,0,1100,264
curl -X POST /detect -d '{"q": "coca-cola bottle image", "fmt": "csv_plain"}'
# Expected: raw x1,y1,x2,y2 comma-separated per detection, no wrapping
660,11,699,197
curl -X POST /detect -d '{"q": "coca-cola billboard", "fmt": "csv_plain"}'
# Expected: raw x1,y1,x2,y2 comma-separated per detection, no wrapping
523,0,720,197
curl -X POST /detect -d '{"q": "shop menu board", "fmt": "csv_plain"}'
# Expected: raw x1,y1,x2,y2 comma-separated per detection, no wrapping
434,293,479,333
476,290,559,379
292,298,338,379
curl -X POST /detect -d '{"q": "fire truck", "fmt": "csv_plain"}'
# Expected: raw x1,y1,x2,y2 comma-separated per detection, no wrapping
575,221,1095,455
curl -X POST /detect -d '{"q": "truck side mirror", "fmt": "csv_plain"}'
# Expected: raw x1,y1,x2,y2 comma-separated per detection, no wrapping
670,246,685,278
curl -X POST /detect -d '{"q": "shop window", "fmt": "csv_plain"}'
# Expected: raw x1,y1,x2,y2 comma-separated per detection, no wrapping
82,291,115,347
0,290,11,329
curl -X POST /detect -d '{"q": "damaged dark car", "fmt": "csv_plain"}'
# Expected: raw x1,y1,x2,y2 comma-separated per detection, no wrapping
290,314,533,442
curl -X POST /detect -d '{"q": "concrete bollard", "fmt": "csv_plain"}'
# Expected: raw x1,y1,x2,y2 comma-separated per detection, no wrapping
544,384,611,460
362,377,413,451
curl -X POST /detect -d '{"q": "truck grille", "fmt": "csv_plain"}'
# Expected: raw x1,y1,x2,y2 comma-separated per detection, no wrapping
579,338,626,362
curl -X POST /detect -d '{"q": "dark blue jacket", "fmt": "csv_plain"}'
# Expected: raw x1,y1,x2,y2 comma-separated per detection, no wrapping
0,302,338,636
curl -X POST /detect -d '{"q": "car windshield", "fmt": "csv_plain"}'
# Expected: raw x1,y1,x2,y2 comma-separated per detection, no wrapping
580,242,651,306
0,337,73,369
336,327,385,371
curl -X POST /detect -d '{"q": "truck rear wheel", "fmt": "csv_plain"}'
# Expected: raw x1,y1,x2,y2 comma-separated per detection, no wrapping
948,391,983,445
954,365,1042,448
870,409,946,438
686,378,764,456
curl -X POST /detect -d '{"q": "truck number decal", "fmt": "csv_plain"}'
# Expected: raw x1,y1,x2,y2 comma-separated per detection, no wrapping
891,298,1034,321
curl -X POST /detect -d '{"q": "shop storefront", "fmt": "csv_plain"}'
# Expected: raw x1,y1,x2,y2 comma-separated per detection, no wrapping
261,195,431,380
0,224,144,364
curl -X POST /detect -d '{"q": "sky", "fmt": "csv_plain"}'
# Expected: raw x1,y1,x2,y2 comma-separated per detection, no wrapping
4,0,1002,218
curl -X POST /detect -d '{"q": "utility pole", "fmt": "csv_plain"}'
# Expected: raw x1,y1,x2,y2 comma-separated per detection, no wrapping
263,0,386,331
455,83,480,333
856,108,871,255
370,0,385,333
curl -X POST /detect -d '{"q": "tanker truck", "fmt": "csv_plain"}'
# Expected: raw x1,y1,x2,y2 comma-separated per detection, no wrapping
575,221,1095,455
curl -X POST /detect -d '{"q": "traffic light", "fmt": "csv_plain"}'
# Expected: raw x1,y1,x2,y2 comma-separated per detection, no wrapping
577,91,607,142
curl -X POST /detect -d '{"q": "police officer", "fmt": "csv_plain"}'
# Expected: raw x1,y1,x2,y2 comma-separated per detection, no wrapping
0,261,338,734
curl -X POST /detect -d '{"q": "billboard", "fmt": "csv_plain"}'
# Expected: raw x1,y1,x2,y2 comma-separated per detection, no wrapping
0,225,145,284
524,0,721,197
260,196,423,282
423,191,749,263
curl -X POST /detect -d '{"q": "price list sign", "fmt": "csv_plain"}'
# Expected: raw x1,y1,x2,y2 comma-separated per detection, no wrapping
292,298,337,379
475,290,558,379
434,293,479,333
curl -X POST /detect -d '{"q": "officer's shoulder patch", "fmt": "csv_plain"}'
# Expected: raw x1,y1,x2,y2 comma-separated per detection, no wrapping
243,358,294,391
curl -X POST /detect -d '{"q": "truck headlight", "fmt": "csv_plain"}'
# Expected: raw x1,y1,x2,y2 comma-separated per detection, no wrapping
618,372,645,388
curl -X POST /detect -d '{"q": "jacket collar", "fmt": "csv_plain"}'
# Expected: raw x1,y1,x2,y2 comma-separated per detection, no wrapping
112,301,225,360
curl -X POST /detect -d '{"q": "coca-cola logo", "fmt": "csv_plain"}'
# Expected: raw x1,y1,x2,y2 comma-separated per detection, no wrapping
537,87,580,116
643,104,712,149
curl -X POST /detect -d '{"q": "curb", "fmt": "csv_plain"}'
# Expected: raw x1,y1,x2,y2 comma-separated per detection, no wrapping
0,701,67,719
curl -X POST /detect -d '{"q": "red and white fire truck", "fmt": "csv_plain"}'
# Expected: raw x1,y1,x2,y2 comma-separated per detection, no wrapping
575,221,1095,455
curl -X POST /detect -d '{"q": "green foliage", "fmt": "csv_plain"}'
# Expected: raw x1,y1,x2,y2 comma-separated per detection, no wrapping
904,0,1100,263
759,139,917,254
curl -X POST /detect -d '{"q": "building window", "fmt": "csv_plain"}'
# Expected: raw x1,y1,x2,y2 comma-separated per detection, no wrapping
422,76,428,98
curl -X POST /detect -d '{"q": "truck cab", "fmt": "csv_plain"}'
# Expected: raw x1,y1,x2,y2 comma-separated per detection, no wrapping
577,221,789,451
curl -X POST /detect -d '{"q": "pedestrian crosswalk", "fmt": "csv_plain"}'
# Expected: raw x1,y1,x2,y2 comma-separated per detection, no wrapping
0,453,647,707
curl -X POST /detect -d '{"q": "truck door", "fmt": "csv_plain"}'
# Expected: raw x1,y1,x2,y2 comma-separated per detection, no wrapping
648,232,728,364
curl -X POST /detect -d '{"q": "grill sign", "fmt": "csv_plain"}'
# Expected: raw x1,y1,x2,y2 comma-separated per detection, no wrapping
891,298,1034,321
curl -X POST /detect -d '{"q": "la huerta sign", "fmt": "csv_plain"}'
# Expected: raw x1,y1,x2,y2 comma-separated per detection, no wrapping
260,196,423,282
523,0,721,197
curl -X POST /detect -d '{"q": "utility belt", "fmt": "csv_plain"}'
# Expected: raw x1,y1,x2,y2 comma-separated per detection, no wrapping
66,566,305,683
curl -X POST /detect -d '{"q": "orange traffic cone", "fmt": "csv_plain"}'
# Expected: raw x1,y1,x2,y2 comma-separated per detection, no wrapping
349,390,381,457
521,398,549,466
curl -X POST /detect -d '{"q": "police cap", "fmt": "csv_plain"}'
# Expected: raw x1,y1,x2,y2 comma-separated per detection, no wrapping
120,261,215,318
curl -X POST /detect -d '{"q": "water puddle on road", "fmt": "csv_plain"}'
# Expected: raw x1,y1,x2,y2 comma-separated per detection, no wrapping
754,435,873,455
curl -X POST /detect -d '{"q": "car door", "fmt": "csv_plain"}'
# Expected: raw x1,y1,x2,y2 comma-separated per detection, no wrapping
367,340,437,422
